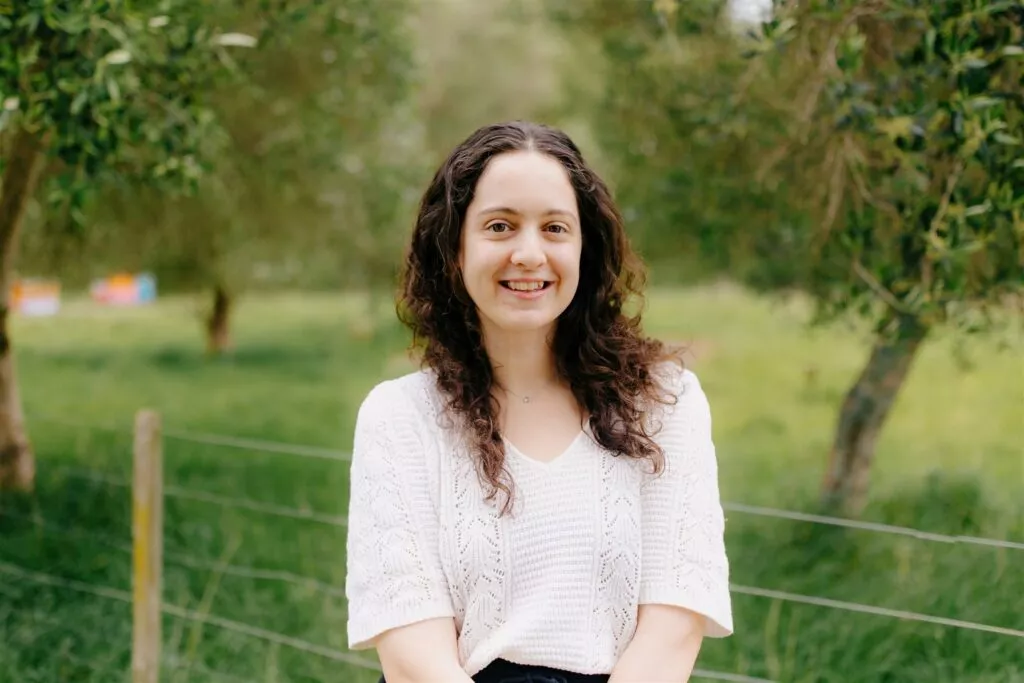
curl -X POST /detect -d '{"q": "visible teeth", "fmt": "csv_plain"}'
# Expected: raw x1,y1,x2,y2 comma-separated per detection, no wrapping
506,281,545,291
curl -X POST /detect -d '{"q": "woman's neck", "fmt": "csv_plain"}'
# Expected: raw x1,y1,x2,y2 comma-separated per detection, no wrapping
483,327,562,398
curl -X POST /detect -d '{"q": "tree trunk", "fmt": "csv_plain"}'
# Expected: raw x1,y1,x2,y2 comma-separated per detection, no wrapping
205,284,232,355
0,128,48,491
821,314,928,516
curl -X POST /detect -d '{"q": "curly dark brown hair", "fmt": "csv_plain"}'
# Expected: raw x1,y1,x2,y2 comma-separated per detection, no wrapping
398,120,680,513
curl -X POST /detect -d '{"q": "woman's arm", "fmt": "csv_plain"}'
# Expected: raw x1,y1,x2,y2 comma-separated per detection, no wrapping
375,617,475,683
346,381,466,680
614,368,733,682
608,605,705,683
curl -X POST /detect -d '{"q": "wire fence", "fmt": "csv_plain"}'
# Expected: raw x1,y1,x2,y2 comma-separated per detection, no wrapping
721,502,1024,551
5,414,1024,683
0,560,777,683
0,508,349,599
10,501,1024,641
32,413,1024,552
45,463,1024,553
55,466,350,527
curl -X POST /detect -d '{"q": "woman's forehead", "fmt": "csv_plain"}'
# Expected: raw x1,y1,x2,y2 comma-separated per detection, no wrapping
469,151,577,216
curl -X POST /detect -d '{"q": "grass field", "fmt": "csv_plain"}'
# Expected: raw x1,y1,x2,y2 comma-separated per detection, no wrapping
0,283,1021,683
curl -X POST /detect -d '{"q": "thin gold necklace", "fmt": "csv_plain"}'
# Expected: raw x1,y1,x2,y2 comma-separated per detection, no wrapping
500,382,556,404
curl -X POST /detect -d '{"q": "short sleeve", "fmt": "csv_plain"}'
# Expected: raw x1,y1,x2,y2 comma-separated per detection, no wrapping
345,380,455,649
638,367,733,637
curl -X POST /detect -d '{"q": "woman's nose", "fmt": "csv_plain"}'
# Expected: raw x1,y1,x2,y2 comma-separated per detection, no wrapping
510,228,546,268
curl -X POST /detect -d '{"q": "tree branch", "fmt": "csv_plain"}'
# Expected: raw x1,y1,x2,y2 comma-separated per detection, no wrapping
852,259,914,316
921,160,965,292
755,2,885,183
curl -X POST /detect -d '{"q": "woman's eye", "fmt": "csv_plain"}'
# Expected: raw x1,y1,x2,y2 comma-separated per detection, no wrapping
546,224,568,234
487,221,511,233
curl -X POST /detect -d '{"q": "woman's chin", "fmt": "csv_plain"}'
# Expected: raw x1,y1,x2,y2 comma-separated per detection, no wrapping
483,311,559,336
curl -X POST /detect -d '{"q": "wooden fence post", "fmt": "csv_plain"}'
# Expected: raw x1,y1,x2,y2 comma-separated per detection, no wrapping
132,410,163,683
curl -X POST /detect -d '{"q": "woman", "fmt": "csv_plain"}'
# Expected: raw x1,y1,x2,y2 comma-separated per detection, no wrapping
346,121,733,683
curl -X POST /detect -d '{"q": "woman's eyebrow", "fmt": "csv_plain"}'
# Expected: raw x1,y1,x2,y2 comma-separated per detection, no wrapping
477,206,577,218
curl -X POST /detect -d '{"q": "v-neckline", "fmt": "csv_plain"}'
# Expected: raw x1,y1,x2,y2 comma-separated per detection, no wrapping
502,427,589,469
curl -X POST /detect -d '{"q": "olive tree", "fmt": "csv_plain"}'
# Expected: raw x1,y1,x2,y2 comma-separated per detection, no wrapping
0,0,311,489
757,0,1021,513
10,0,413,357
566,0,1022,514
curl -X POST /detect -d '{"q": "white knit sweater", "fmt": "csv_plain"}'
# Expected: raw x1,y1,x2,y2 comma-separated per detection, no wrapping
345,365,733,676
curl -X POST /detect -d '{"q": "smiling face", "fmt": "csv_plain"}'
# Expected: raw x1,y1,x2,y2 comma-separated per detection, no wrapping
460,150,582,342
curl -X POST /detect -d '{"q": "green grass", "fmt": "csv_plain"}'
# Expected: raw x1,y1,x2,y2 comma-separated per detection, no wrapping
0,284,1021,683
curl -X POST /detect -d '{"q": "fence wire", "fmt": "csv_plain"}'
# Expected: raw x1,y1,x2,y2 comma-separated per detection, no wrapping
0,559,779,683
47,447,1024,555
162,428,350,462
729,585,1024,638
55,466,349,528
0,508,348,599
33,413,1024,552
15,413,1024,683
14,505,1022,643
723,502,1024,551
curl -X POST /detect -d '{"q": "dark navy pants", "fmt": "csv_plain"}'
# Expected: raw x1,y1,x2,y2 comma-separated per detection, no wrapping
378,657,611,683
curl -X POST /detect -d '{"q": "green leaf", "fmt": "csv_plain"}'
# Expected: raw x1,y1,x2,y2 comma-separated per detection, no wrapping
956,240,988,255
967,96,1001,111
106,77,121,103
70,90,88,115
963,202,992,218
17,11,41,32
876,116,915,139
104,49,132,65
213,32,258,48
992,132,1021,146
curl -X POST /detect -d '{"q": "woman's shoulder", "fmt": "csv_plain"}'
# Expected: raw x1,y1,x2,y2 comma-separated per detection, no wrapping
650,359,705,403
356,368,439,425
644,360,714,444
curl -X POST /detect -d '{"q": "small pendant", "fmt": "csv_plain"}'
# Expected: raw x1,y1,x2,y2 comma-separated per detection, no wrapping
522,396,530,404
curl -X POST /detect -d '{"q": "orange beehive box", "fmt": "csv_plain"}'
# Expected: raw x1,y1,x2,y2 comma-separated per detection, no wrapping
10,278,61,316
